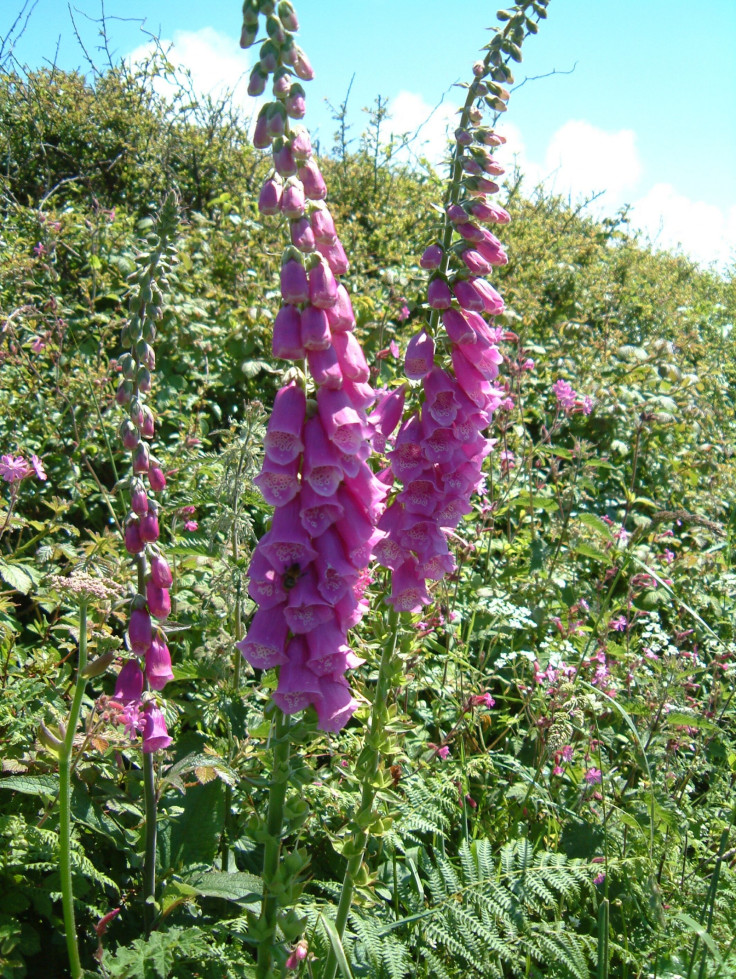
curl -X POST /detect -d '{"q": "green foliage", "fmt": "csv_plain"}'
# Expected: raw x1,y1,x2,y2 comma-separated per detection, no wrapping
0,25,735,979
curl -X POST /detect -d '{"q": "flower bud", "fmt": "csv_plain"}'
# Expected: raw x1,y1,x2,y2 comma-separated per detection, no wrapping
140,405,155,439
290,129,312,161
277,0,299,30
253,106,272,149
265,101,287,139
281,178,306,218
128,608,153,654
289,216,315,252
124,518,144,554
259,175,283,215
420,243,443,270
298,159,327,200
272,304,305,360
135,339,156,370
286,84,306,119
280,258,309,304
272,140,297,177
146,580,171,620
310,206,336,243
240,23,258,49
139,509,160,544
137,366,152,393
258,39,278,74
308,260,338,309
455,127,473,146
265,15,286,43
120,418,140,451
119,352,136,379
81,650,115,678
149,552,173,588
131,479,149,516
148,466,167,492
404,330,435,380
427,277,452,309
248,66,267,96
115,379,133,405
132,441,150,474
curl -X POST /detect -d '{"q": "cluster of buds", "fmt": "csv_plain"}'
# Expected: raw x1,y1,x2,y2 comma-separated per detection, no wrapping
375,84,515,611
237,1,392,731
111,196,179,752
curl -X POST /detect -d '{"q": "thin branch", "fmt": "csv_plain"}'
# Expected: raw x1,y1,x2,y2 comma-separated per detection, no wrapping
512,61,578,96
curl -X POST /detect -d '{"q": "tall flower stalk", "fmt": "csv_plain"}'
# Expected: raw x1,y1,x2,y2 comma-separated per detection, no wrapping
238,1,400,973
109,194,179,929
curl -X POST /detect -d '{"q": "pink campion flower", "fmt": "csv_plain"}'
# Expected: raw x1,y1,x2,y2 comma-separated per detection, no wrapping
594,872,606,886
436,745,450,760
552,379,577,413
397,303,410,322
0,454,32,483
610,615,628,632
31,336,47,353
561,745,574,762
552,765,564,776
120,702,144,740
583,767,602,785
469,692,495,708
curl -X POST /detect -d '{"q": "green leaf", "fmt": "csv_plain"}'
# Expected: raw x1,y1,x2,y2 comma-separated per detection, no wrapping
0,775,59,797
186,870,262,906
0,560,33,595
576,513,613,538
574,543,609,563
319,914,355,979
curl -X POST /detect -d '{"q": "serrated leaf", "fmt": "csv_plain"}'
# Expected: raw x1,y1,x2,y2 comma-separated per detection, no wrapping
574,543,609,563
187,870,262,905
576,513,613,538
0,774,59,797
0,560,33,595
194,766,217,785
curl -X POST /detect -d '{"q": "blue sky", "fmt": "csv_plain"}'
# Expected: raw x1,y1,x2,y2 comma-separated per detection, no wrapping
3,0,735,268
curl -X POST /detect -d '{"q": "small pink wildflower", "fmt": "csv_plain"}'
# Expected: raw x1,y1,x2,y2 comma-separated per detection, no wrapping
662,548,675,564
184,520,198,532
397,303,410,322
522,358,535,371
593,872,606,886
552,764,564,776
180,505,196,516
285,940,308,970
120,702,144,739
436,745,450,760
30,454,47,481
30,336,46,353
583,767,602,785
561,745,574,762
610,615,628,632
469,692,495,708
0,454,32,483
552,379,576,412
33,242,46,257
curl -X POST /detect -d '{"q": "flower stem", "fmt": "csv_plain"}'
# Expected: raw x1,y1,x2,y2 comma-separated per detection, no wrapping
142,750,157,934
256,707,292,979
58,599,89,979
322,609,400,979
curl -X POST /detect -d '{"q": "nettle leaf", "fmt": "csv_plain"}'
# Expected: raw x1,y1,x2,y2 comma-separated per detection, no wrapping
186,870,262,906
0,560,34,595
0,775,59,797
576,513,613,538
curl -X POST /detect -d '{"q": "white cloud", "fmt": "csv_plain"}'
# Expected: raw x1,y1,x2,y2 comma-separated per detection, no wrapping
127,27,250,110
384,90,459,169
629,184,736,269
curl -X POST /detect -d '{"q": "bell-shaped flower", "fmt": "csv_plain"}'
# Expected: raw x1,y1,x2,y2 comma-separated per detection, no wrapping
259,500,319,571
289,216,315,252
258,176,282,216
427,277,453,309
145,635,174,691
247,547,287,610
299,482,344,536
128,608,152,655
141,703,173,753
404,330,435,380
280,258,309,304
419,243,443,269
254,455,301,506
313,674,359,732
325,284,356,332
453,278,485,312
150,552,173,589
442,308,476,345
139,510,159,544
284,568,335,634
281,178,306,219
389,559,431,613
310,206,337,243
316,237,349,275
237,605,290,669
302,415,345,497
308,260,338,309
146,580,171,620
317,387,368,456
300,305,331,351
469,198,511,224
114,658,144,704
332,331,369,383
272,304,305,361
298,158,327,199
124,519,144,555
272,637,323,714
264,383,306,464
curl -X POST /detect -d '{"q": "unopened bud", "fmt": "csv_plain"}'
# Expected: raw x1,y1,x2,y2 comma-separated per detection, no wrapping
39,721,63,752
277,1,299,31
81,651,115,678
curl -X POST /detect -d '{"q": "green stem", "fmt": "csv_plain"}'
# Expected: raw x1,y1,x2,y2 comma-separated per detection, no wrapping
58,599,89,979
256,708,292,979
142,751,157,934
322,610,400,979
